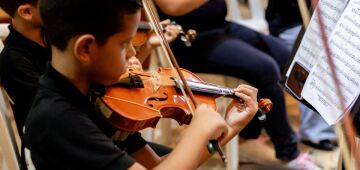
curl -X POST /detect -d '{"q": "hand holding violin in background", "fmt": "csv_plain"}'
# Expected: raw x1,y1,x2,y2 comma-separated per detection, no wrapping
134,19,181,63
148,19,181,46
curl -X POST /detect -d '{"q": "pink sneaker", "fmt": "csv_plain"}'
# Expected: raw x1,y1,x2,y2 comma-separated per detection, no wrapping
285,153,322,170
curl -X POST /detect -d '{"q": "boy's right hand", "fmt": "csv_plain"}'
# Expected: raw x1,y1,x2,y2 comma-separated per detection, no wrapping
191,104,228,141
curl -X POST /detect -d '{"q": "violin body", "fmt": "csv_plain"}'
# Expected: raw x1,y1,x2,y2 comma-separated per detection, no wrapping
96,67,216,132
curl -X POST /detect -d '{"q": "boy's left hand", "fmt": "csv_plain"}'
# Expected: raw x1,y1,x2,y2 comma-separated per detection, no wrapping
224,84,258,132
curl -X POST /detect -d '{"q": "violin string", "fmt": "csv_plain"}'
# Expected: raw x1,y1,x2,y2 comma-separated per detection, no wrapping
174,78,235,96
184,78,234,92
189,86,232,96
142,0,196,114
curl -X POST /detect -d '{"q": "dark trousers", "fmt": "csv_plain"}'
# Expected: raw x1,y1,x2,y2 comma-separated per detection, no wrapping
170,22,299,161
148,142,172,157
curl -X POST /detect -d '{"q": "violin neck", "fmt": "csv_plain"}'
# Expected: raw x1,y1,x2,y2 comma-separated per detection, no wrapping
174,78,235,97
138,21,165,32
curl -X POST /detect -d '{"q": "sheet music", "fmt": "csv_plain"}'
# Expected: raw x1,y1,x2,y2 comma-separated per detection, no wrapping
286,0,349,76
302,0,360,125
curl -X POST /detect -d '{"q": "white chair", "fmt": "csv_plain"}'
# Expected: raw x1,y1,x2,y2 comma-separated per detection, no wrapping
225,0,269,35
0,23,9,41
0,85,21,170
0,39,4,51
0,25,21,169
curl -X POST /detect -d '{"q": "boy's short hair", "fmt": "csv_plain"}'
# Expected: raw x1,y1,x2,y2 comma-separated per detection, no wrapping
40,0,142,51
0,0,38,17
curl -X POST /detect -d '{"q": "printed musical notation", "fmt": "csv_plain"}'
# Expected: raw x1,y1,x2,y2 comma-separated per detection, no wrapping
285,0,360,124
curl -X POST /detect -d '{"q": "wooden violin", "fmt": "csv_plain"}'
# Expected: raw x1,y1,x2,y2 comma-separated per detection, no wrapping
95,68,272,132
0,11,10,23
132,20,197,47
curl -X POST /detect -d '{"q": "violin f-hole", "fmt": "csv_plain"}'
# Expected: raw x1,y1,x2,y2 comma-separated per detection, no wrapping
146,92,168,107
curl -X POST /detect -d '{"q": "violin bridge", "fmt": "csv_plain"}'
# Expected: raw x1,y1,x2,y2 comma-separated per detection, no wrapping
151,71,161,91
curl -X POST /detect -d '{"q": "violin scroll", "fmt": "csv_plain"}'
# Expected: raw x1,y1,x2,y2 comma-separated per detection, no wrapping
257,98,272,122
133,20,197,47
258,98,272,113
173,22,197,47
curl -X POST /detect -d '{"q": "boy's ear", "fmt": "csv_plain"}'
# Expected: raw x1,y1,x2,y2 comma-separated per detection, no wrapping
17,4,34,21
73,34,96,63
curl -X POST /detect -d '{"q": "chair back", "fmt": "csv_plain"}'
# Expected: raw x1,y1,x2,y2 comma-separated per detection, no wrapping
225,0,269,34
0,39,3,52
0,85,21,170
0,23,9,41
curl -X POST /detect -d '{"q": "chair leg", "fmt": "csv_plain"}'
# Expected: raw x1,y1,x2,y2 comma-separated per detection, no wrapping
226,136,239,170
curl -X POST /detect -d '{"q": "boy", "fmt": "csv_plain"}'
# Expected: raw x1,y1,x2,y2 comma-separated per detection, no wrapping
0,0,50,139
24,0,258,169
0,0,183,160
0,0,177,142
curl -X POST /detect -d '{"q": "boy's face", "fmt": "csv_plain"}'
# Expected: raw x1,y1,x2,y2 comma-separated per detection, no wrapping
88,11,141,85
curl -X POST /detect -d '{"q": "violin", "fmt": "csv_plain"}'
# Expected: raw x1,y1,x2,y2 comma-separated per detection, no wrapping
101,0,267,162
0,12,10,23
132,20,197,47
95,67,272,132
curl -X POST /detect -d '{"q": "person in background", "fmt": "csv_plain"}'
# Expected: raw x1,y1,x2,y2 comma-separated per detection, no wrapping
0,0,50,140
154,0,320,169
23,0,259,169
134,19,180,63
266,0,338,151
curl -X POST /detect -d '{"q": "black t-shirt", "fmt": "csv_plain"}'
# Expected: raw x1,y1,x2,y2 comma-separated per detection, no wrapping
156,0,227,32
24,64,147,169
0,25,51,139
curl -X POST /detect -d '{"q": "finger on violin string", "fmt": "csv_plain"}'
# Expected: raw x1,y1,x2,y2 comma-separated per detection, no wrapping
234,86,258,94
164,27,180,38
235,102,246,112
165,30,174,38
227,98,247,112
237,93,258,108
235,84,258,91
234,84,258,92
159,19,171,25
234,91,257,103
234,90,256,100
